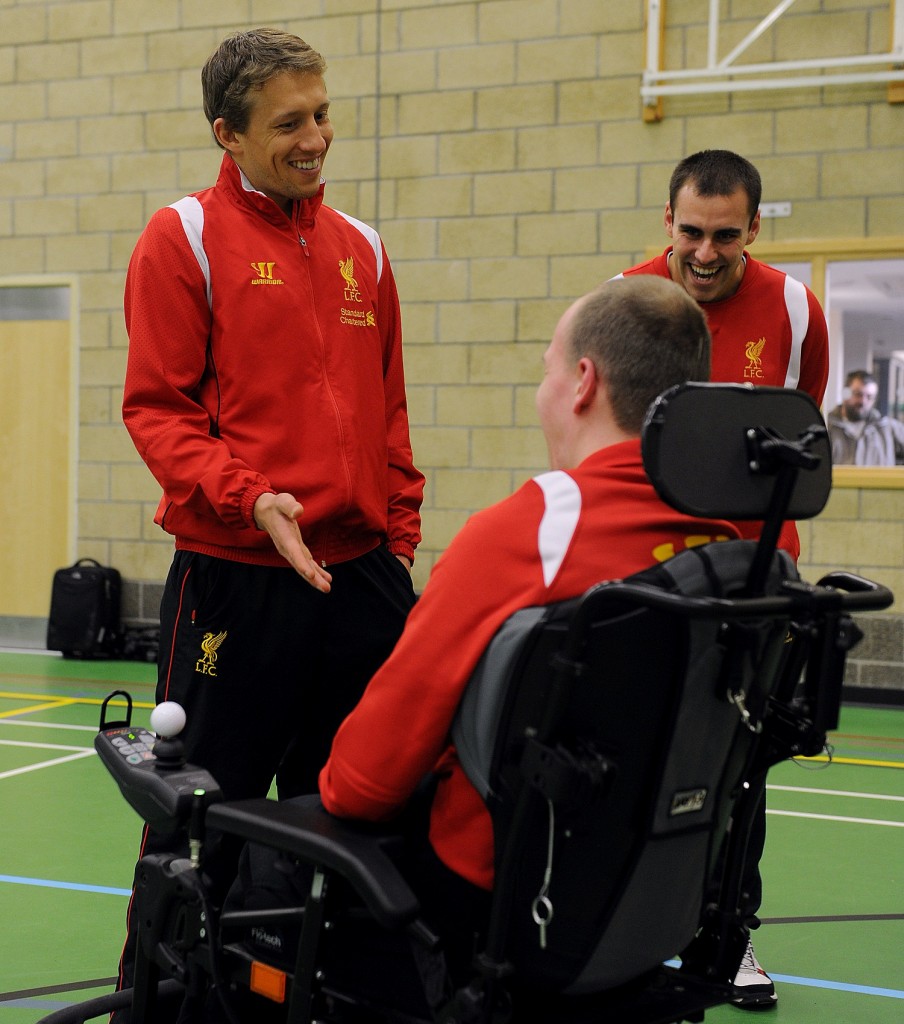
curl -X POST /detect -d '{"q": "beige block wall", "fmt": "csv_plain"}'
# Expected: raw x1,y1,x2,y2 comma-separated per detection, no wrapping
1,1,902,677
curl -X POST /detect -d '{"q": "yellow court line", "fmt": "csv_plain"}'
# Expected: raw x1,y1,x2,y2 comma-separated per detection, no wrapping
0,691,155,710
0,698,75,719
800,754,904,770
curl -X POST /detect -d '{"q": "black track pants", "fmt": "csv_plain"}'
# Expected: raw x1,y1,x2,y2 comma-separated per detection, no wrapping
111,545,417,1021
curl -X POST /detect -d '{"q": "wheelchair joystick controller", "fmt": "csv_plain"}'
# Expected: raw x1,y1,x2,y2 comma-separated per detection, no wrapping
149,701,187,769
94,692,222,836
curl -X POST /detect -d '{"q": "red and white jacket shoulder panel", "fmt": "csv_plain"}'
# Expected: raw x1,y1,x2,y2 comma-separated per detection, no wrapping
532,470,583,587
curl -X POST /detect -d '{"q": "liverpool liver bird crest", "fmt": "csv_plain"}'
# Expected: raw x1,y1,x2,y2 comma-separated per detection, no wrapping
200,630,227,666
339,257,358,292
745,337,766,370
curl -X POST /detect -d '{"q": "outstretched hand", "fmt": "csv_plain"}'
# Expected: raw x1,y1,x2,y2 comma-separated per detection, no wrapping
253,492,333,593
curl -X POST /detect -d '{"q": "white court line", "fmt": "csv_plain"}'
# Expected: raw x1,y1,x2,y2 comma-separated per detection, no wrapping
767,808,904,828
0,749,95,779
0,646,60,655
0,738,92,753
769,783,904,803
0,719,96,732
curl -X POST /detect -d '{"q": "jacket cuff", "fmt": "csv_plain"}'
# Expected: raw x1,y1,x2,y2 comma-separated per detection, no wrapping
242,485,275,530
387,539,416,564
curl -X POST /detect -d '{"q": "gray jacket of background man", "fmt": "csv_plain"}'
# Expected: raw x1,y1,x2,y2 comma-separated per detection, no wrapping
826,404,904,466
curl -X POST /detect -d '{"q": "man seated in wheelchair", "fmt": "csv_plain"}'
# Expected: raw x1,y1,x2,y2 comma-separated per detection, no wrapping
208,269,853,1024
217,273,843,1024
229,276,755,1018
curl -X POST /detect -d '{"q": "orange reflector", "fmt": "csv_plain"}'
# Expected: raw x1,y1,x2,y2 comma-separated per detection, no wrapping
250,960,287,1003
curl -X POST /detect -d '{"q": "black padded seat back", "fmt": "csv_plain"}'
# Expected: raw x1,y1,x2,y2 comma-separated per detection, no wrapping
453,540,798,994
642,382,831,521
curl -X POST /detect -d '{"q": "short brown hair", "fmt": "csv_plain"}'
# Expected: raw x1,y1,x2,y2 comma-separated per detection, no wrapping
201,28,327,147
568,277,711,434
669,149,762,225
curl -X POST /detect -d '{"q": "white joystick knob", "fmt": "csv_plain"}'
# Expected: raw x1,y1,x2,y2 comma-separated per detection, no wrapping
150,701,186,739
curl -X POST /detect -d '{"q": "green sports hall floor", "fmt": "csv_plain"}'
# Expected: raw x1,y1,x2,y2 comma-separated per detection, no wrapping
0,650,901,1024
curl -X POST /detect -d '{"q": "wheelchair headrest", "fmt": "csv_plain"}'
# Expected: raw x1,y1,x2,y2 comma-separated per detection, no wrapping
642,382,831,522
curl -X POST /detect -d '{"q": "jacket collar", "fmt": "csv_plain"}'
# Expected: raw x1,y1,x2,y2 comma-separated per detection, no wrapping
217,153,325,228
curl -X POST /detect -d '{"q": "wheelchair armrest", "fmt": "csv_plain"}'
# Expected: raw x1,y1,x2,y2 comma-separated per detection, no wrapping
206,795,422,931
814,572,895,611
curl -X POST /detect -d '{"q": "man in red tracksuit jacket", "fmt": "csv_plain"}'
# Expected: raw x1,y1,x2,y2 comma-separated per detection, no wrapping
619,149,830,1008
618,150,829,564
320,275,743,994
116,28,424,1019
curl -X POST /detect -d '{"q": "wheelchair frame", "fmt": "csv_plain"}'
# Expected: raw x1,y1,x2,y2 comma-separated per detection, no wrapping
37,384,894,1024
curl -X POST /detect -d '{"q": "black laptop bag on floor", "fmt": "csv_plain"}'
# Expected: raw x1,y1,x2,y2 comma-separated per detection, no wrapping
47,558,122,659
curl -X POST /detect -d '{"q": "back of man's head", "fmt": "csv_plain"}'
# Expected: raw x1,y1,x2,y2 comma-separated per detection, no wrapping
570,276,711,435
669,149,762,224
202,28,327,147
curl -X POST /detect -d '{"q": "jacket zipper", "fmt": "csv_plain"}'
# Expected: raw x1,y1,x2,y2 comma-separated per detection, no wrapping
297,226,349,560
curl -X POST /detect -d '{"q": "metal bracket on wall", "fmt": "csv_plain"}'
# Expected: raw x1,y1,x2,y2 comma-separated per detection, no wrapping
642,0,904,122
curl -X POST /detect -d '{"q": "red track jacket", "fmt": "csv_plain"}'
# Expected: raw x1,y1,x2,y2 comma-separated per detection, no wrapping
320,442,744,890
622,248,830,561
123,155,423,567
622,248,828,408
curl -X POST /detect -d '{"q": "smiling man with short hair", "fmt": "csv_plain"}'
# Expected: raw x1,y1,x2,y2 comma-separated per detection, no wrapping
617,148,830,1010
621,149,828,409
115,28,424,1020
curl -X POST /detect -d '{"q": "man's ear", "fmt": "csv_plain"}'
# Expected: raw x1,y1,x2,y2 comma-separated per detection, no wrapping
574,356,599,411
212,117,241,153
664,202,674,237
746,208,761,245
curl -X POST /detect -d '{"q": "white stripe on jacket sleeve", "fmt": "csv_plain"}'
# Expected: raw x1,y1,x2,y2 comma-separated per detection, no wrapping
169,196,212,309
534,470,582,587
782,273,810,390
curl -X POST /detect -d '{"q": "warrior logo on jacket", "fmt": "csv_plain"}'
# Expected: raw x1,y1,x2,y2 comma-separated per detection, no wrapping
250,262,284,285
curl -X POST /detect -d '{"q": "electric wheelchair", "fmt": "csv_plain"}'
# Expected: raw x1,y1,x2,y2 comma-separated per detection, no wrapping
39,383,894,1024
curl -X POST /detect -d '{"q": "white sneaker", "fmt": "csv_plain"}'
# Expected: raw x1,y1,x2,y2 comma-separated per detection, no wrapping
732,937,777,1009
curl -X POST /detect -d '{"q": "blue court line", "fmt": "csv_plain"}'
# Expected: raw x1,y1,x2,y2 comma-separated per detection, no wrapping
2,879,901,1002
0,873,130,896
664,960,903,1000
770,972,904,1000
